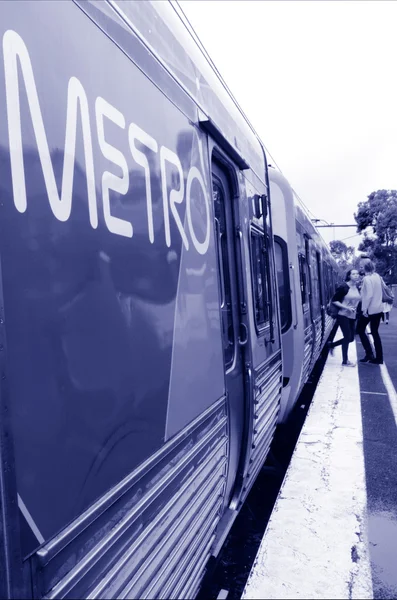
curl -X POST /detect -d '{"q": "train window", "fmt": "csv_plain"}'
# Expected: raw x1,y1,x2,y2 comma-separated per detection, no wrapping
298,253,307,305
213,178,234,367
274,237,292,333
251,228,270,328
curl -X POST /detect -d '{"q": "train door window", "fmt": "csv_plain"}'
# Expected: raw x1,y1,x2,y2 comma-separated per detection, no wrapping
326,265,332,302
323,264,329,303
327,265,332,302
331,270,336,292
213,178,234,367
310,246,321,318
298,253,308,306
251,228,270,329
317,252,323,308
274,236,292,333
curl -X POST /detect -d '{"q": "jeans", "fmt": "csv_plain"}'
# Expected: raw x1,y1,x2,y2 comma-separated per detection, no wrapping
329,315,356,363
356,312,383,362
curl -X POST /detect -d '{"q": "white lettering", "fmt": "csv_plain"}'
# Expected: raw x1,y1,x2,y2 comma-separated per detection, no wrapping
95,97,132,238
3,30,98,228
186,166,210,255
3,31,210,256
129,123,158,244
160,146,189,250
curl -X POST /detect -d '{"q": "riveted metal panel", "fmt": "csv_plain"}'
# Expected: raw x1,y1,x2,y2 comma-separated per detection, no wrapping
242,351,282,498
310,316,323,372
302,325,313,386
324,313,334,341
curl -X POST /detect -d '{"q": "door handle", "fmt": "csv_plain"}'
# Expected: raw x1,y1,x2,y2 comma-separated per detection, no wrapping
238,322,248,346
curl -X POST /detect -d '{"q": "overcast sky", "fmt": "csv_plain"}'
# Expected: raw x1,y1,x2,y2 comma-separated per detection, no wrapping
179,0,397,250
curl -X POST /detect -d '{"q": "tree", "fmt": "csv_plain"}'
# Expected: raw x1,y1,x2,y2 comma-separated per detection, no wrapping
355,189,397,283
329,240,355,271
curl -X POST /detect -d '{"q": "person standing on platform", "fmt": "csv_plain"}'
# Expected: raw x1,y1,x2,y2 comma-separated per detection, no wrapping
357,259,384,364
327,269,361,367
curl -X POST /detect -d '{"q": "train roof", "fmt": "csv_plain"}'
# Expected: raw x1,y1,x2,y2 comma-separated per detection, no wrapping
295,201,330,254
269,167,338,264
110,0,267,182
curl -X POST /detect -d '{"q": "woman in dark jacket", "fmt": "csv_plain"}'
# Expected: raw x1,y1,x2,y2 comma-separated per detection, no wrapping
327,269,361,366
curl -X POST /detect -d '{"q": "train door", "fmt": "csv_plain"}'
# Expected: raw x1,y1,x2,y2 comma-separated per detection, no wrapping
316,251,326,342
306,239,322,364
298,240,313,384
323,262,334,340
212,162,245,505
238,184,282,497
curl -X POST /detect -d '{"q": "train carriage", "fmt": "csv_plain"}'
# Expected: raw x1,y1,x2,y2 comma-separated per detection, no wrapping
0,1,340,598
0,1,283,598
269,167,339,422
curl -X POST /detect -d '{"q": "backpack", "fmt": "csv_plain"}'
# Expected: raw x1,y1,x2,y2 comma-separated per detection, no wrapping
326,282,349,318
326,301,339,319
381,278,394,304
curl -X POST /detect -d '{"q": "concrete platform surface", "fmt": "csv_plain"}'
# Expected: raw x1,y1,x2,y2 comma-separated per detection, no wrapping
242,315,397,600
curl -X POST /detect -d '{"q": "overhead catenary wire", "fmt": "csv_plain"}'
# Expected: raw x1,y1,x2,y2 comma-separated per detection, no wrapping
172,2,285,172
172,0,322,225
339,233,361,243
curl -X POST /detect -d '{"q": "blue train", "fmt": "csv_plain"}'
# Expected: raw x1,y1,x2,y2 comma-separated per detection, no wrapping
0,2,339,598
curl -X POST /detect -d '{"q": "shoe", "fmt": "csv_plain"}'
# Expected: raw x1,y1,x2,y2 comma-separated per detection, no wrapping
342,360,356,367
359,356,374,363
368,358,383,365
327,342,334,356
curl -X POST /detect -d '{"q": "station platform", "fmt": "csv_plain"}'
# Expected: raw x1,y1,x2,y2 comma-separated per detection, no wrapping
242,317,397,600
